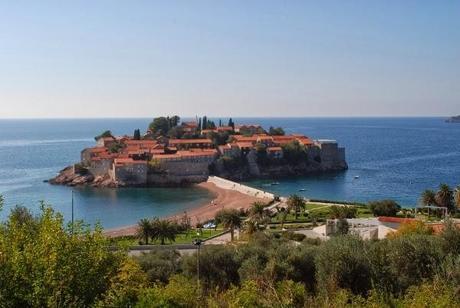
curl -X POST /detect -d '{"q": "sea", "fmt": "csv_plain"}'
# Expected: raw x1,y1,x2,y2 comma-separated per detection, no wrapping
0,117,459,228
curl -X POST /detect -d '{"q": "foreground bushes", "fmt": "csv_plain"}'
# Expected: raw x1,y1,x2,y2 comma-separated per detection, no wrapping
0,200,459,307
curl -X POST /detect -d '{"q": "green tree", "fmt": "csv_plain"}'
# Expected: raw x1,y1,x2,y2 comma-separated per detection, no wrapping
287,195,305,220
269,126,285,136
94,130,113,141
315,235,372,296
435,183,454,212
215,208,242,241
282,140,307,164
95,258,148,308
182,245,240,290
329,205,357,219
421,189,436,207
368,200,401,217
248,202,271,230
134,249,181,283
202,116,208,130
133,129,141,140
0,204,124,307
137,218,152,245
150,218,179,245
228,118,235,129
148,117,170,135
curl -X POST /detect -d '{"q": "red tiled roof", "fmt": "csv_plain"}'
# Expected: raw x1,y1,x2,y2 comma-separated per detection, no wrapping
114,158,147,165
267,146,282,152
169,139,212,144
236,142,254,148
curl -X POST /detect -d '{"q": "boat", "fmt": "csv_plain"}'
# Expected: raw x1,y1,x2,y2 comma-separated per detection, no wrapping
299,188,306,192
270,182,280,186
354,176,360,179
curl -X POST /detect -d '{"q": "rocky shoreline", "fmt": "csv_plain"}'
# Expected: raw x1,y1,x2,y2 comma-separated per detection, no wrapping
48,166,117,187
49,160,348,188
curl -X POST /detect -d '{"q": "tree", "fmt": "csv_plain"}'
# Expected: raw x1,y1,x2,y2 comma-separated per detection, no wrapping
151,218,179,245
148,117,170,135
435,184,454,212
0,204,125,307
94,130,113,141
134,249,181,283
202,116,208,130
133,129,141,140
335,218,349,235
315,235,372,296
182,245,240,290
421,189,436,207
215,209,242,241
228,118,235,130
368,200,401,217
269,126,285,136
248,202,271,230
137,218,152,245
329,205,357,219
287,195,305,220
282,141,307,164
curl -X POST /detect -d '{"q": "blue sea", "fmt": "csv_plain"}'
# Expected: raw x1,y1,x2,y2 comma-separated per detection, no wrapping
0,118,459,228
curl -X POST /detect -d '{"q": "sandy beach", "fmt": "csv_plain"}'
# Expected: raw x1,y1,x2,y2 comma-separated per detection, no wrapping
103,181,271,237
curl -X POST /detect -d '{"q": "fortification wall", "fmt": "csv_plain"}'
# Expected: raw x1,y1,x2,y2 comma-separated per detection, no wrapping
114,163,148,185
88,159,112,177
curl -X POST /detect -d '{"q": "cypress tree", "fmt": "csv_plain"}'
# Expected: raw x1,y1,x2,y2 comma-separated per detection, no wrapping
133,129,141,140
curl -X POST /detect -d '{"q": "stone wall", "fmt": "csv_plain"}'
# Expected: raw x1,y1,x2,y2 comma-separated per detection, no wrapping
88,159,113,177
147,155,216,185
113,163,148,185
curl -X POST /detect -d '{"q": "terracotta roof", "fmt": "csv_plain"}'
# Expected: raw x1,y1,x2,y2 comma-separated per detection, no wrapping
216,126,233,131
152,149,217,160
232,135,258,142
114,158,147,165
169,138,212,144
236,142,254,148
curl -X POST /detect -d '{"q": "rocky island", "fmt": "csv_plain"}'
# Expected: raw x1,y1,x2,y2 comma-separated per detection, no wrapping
50,116,347,187
446,115,460,123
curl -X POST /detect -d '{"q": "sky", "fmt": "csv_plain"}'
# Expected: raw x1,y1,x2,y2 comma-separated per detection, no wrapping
0,1,459,118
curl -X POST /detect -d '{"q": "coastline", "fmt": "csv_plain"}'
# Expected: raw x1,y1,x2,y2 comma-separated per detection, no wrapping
103,181,271,237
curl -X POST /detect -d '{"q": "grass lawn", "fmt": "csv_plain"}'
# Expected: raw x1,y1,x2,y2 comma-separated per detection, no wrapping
110,228,225,246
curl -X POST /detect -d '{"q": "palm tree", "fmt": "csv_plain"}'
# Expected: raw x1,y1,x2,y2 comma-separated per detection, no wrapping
249,202,271,229
151,218,178,245
276,206,288,229
420,189,436,207
287,194,305,220
137,218,152,245
215,209,242,241
435,184,454,212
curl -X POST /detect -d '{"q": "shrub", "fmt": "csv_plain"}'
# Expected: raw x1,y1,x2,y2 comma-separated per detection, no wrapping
315,235,372,296
368,200,401,217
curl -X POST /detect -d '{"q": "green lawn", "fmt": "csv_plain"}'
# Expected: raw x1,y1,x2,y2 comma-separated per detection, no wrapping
110,228,225,246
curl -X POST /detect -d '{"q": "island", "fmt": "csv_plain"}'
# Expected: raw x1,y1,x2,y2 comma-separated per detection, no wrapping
50,116,347,187
446,115,460,123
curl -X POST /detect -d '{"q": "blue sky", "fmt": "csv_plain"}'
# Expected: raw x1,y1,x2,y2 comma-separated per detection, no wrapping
0,1,459,117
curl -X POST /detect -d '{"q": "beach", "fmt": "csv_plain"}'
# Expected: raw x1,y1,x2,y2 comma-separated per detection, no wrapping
103,180,271,237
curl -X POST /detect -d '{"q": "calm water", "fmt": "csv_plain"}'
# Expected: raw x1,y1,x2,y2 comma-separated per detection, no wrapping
0,118,459,227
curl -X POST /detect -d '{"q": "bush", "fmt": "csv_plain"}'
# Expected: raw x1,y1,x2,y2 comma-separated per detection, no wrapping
315,235,372,296
281,231,306,242
368,200,401,217
134,249,181,283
